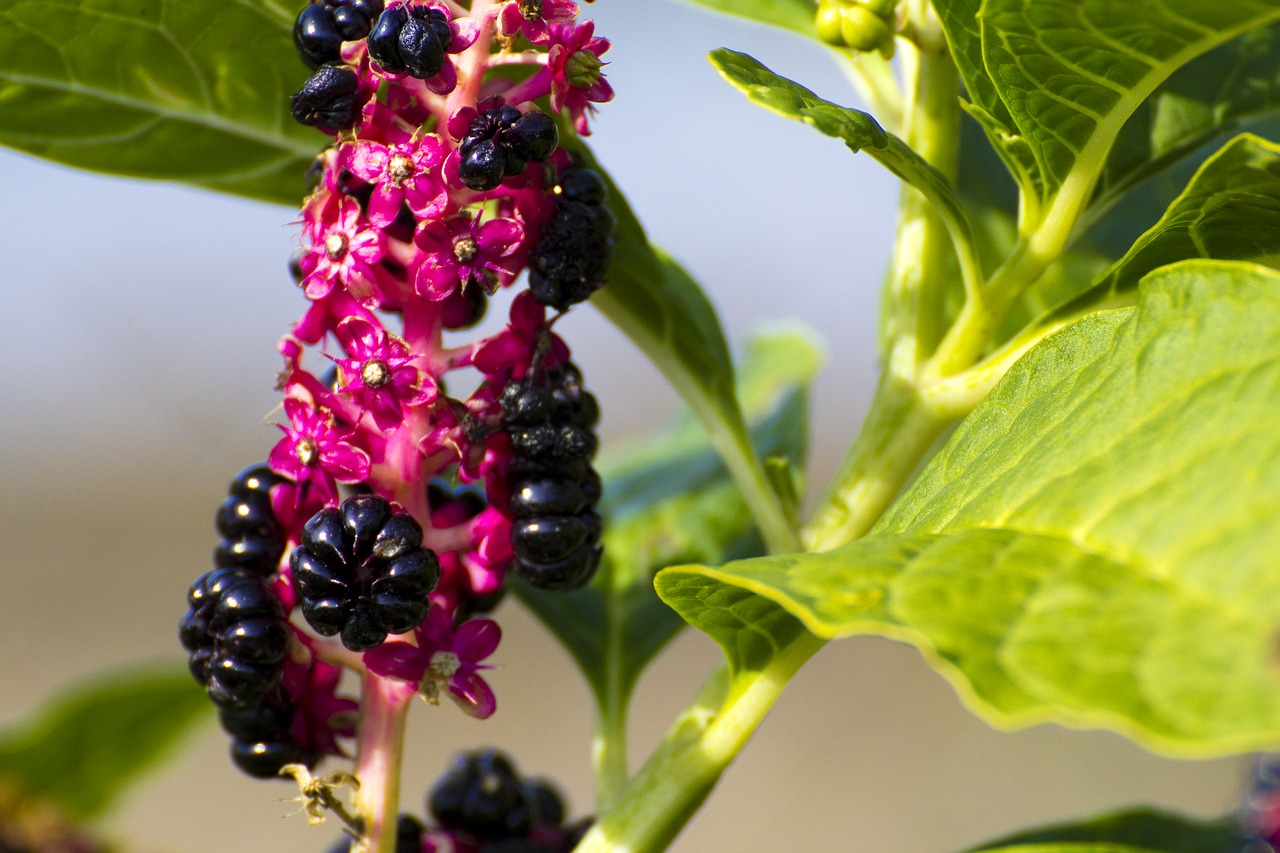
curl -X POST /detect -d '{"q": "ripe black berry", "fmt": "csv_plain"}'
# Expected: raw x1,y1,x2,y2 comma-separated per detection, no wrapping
214,463,285,575
368,5,451,78
527,168,615,310
290,494,441,651
181,567,290,710
290,64,362,131
429,749,532,838
219,688,313,778
457,106,559,191
294,4,345,69
499,365,604,590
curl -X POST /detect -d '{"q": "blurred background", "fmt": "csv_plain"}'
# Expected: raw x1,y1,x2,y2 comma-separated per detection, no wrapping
0,2,1249,851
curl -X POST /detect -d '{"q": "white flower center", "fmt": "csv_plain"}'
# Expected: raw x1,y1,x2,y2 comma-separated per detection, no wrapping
295,437,319,467
429,650,461,678
324,232,348,261
387,154,414,184
453,237,479,263
361,358,391,388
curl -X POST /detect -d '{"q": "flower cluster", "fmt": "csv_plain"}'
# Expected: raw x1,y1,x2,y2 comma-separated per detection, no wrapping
181,0,615,788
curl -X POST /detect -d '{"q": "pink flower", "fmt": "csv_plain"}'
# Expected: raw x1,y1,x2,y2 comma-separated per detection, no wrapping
269,397,372,505
547,20,613,135
282,657,359,758
471,291,568,377
413,212,524,301
346,136,449,229
331,317,437,431
497,0,579,43
300,193,385,305
364,608,500,718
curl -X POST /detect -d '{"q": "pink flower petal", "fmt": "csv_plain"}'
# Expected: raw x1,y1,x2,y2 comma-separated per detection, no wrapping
365,641,427,682
449,671,496,719
454,618,501,662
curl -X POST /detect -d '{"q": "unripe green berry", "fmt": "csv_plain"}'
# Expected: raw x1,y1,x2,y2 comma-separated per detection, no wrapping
841,5,893,52
856,0,897,21
815,3,846,46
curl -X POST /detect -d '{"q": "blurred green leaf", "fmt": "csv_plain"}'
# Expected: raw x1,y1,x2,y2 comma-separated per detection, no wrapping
0,665,211,819
517,325,824,703
967,807,1240,853
676,0,818,40
0,0,316,205
660,261,1280,755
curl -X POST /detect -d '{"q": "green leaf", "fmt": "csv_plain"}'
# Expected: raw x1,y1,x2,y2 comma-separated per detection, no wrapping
0,665,211,819
1049,134,1280,324
517,325,824,701
967,807,1240,853
0,0,317,205
675,0,818,40
710,49,984,297
936,0,1280,226
660,261,1280,754
560,136,798,554
1092,23,1280,230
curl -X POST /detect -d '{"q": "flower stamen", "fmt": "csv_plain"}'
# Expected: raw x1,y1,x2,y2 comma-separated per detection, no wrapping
360,359,391,388
324,232,349,261
387,154,414,185
453,237,479,263
295,437,320,467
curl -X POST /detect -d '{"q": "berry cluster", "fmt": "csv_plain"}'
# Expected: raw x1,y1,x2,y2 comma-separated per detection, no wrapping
501,365,602,590
815,0,897,54
292,494,442,651
368,4,453,79
184,5,618,848
527,168,614,310
458,105,560,192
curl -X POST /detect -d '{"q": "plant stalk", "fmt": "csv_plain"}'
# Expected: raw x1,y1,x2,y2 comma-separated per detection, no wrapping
353,674,415,853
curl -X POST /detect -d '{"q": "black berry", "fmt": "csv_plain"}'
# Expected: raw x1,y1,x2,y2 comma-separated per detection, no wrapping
294,4,345,69
457,106,558,191
290,64,362,131
181,567,289,710
429,749,532,838
368,5,451,78
219,688,313,778
213,464,285,576
290,494,441,651
526,168,615,310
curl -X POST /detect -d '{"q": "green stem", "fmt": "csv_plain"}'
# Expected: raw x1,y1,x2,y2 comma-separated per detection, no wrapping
801,377,946,551
592,690,630,814
573,632,826,853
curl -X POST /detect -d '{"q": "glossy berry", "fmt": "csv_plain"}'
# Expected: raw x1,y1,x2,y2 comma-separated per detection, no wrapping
458,106,558,191
219,689,312,778
368,5,451,78
214,463,285,575
290,494,441,651
290,64,362,131
181,568,289,710
294,4,344,69
499,366,604,590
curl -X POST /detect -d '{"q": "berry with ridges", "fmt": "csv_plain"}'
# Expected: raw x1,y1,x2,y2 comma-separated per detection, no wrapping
181,567,290,710
367,5,451,78
291,65,362,131
290,494,441,651
429,749,532,838
458,106,559,191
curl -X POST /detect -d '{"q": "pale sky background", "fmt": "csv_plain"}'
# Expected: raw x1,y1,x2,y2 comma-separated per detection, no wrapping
0,3,1250,852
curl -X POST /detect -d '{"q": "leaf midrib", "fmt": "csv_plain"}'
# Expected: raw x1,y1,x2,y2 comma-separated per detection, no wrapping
0,70,317,157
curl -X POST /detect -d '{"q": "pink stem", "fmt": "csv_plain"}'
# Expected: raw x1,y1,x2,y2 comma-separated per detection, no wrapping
353,673,417,853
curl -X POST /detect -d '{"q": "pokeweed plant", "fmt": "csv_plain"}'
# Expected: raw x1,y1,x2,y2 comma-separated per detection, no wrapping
2,0,1280,851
